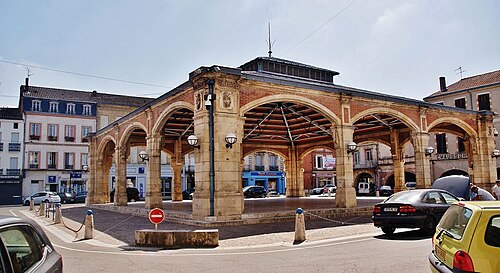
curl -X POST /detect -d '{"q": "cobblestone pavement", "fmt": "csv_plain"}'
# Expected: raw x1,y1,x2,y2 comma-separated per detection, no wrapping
57,197,381,247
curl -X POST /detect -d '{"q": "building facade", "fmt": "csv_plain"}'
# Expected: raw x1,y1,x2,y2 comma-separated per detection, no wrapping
0,107,24,205
242,152,285,194
424,70,500,184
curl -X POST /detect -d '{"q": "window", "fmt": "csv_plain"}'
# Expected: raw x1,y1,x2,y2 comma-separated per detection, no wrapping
47,152,57,169
66,103,75,114
49,101,58,113
29,123,41,140
29,151,39,168
0,225,45,273
454,98,466,109
31,100,41,111
315,155,324,169
81,126,92,142
255,152,265,171
65,125,75,142
365,149,373,162
485,216,500,247
64,153,74,169
353,151,360,165
13,123,18,129
268,153,278,171
457,137,465,153
437,205,472,239
436,133,447,154
83,104,92,115
47,124,58,141
478,93,491,111
81,153,88,169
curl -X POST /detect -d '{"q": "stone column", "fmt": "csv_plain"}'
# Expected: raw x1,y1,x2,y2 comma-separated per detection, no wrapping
114,146,128,206
171,140,183,201
390,129,405,192
145,134,163,209
412,132,432,189
471,116,497,191
286,146,302,197
335,125,357,208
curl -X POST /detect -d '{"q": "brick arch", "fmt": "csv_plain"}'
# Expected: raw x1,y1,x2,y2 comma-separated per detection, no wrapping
357,139,392,148
242,148,288,160
427,117,478,138
97,135,116,155
354,171,376,183
239,94,341,125
118,122,148,148
351,107,419,132
152,101,195,136
299,146,335,160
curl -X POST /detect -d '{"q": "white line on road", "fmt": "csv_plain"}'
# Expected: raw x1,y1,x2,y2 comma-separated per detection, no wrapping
9,210,18,217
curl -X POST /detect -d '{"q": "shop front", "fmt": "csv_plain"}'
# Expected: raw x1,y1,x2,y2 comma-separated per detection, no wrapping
242,171,285,194
313,171,336,187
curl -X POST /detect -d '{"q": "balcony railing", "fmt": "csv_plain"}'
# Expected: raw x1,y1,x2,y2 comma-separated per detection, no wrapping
6,169,21,175
0,143,3,151
269,166,279,171
255,165,265,171
65,165,74,169
47,164,56,169
29,164,39,169
9,143,21,151
48,136,58,141
82,138,89,143
65,136,75,142
29,135,40,141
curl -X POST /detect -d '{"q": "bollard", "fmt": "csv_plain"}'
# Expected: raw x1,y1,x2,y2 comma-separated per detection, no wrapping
376,190,380,197
54,203,62,224
84,210,94,239
39,202,46,217
328,188,331,197
29,199,34,211
294,208,306,244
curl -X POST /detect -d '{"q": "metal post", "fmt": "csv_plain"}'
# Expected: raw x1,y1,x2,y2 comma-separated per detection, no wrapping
207,79,215,217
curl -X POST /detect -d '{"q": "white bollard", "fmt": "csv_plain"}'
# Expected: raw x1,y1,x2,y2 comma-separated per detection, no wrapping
29,199,34,211
39,202,46,217
84,210,94,239
294,208,306,244
54,204,62,224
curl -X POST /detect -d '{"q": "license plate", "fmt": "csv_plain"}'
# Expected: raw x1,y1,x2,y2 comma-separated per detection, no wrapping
384,207,398,212
435,245,446,262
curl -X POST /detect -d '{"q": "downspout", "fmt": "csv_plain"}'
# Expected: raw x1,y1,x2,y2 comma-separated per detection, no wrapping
207,79,215,217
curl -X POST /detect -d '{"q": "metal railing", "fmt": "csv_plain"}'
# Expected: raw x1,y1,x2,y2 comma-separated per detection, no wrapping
8,143,21,151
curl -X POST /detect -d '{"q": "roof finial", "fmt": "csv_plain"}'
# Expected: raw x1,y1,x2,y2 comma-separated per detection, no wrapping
266,22,276,57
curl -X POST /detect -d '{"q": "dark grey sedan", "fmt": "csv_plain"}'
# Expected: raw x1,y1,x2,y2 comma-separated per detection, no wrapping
372,189,459,235
0,215,63,272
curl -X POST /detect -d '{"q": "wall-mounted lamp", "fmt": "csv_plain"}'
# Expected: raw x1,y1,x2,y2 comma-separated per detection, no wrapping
425,146,435,156
225,132,237,148
347,142,357,154
494,128,499,137
492,149,500,158
205,94,212,110
187,135,200,149
139,150,149,161
82,164,89,172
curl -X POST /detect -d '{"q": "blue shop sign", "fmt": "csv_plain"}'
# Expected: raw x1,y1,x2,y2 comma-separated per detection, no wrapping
250,171,282,176
48,176,57,183
70,172,82,179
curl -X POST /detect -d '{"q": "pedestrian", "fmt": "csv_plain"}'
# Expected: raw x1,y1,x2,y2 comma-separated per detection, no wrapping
493,180,500,200
470,185,481,201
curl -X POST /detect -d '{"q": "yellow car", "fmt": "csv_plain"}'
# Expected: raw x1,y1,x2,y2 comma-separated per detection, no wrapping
429,201,500,273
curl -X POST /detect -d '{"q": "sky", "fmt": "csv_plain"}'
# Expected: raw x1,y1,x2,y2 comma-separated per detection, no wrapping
1,0,499,107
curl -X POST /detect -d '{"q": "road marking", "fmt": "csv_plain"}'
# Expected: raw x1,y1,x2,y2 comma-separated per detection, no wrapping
9,210,18,217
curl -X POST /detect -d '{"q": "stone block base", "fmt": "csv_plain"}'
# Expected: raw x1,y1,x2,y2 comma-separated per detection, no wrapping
135,229,219,248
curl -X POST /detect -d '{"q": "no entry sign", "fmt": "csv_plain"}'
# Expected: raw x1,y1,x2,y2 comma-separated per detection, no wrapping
149,208,165,226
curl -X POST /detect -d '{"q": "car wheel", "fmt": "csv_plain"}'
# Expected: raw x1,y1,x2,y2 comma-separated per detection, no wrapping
62,200,67,204
421,217,436,235
43,199,49,203
24,200,30,206
381,227,395,235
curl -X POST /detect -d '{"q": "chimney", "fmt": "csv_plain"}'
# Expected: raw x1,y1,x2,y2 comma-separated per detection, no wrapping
25,77,29,88
439,76,447,92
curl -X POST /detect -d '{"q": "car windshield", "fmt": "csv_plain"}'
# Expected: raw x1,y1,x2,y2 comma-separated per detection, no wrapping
437,204,473,239
384,191,421,203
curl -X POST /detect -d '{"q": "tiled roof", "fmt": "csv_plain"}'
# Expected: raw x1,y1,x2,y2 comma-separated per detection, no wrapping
22,86,154,107
0,107,22,120
424,69,500,99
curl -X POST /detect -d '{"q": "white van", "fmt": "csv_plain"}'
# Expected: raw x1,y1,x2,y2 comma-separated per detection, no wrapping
358,182,370,195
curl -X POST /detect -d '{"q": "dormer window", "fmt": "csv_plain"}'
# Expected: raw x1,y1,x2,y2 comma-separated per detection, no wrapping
83,104,92,115
66,103,75,114
49,102,59,113
31,100,41,112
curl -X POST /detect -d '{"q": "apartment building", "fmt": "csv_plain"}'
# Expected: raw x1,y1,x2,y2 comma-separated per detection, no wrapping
0,107,24,204
423,69,500,180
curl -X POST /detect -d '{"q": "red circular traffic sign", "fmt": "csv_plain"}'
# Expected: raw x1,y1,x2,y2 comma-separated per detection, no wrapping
149,208,165,225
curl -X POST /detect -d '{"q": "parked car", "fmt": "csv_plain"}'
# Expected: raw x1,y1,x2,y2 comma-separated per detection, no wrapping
110,187,140,202
429,201,500,273
182,188,195,200
58,192,75,204
379,185,393,196
432,175,495,200
372,189,460,235
405,182,417,190
243,186,267,198
323,184,337,194
24,191,61,206
74,191,87,203
0,215,63,273
311,187,324,195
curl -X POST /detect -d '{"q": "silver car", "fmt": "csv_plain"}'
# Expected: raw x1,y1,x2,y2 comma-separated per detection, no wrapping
24,191,61,206
0,215,63,272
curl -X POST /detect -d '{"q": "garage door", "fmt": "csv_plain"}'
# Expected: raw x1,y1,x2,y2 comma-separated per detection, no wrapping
0,180,23,205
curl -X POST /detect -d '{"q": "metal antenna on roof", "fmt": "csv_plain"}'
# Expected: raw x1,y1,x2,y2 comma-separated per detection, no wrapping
26,67,34,78
266,22,276,57
455,66,466,79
